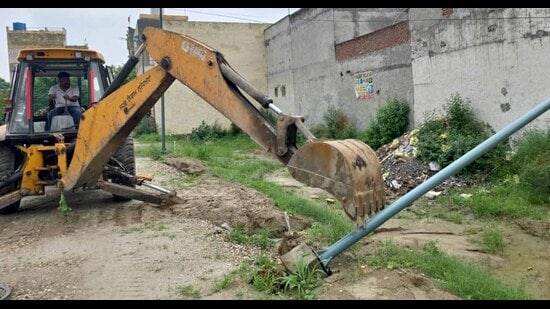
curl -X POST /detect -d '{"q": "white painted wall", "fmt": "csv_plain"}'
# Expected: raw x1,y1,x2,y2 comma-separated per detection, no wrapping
410,8,550,132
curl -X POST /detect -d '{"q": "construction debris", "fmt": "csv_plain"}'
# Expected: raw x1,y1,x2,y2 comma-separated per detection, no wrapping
375,130,470,201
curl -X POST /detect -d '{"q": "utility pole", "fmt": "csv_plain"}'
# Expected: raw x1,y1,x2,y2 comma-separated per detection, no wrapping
159,8,166,153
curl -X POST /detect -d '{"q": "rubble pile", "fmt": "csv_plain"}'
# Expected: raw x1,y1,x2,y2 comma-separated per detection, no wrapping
374,129,470,201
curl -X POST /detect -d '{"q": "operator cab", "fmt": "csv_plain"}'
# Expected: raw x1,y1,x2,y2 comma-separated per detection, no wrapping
4,48,112,145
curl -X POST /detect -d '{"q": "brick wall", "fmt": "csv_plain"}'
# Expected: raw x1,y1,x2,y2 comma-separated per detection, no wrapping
335,21,410,61
442,8,454,17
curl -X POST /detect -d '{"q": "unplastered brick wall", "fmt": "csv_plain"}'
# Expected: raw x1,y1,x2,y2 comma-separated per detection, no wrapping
335,21,410,61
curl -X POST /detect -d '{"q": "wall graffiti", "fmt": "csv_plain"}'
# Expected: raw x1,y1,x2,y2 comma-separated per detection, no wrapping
354,71,374,100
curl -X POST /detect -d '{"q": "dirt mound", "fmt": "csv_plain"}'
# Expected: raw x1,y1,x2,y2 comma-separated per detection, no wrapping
516,218,550,239
320,269,459,300
170,181,310,237
164,156,207,175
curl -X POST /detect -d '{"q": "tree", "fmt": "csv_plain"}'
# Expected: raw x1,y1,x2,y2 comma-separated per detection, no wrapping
109,65,137,85
0,77,10,125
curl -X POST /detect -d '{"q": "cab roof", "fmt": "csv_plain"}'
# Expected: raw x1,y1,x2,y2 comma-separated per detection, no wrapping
17,48,105,63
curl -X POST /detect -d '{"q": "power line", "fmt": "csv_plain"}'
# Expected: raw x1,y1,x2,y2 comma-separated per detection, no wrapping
165,8,266,23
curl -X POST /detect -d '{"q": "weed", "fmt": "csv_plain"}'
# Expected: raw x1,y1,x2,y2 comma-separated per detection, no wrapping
190,120,230,141
466,182,546,219
366,240,532,299
280,258,324,300
213,273,236,292
176,285,201,299
229,226,249,245
508,130,550,199
249,255,280,293
195,145,212,160
474,222,505,255
251,228,271,249
136,144,167,160
135,133,161,143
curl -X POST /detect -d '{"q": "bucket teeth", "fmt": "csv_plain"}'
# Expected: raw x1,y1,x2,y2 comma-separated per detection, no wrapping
288,139,385,223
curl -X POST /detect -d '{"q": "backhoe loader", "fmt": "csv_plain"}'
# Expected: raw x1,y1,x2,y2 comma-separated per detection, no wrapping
0,27,385,228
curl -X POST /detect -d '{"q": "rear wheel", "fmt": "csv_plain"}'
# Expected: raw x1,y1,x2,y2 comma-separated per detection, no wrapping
111,137,136,201
0,144,21,214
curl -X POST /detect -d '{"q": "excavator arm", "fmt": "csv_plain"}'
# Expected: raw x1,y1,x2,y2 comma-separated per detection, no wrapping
62,27,385,224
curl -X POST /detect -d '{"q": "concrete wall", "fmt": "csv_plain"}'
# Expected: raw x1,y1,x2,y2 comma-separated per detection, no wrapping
336,42,413,130
265,17,295,114
289,9,338,124
265,8,413,130
136,15,269,134
333,8,407,44
410,8,550,131
6,27,66,79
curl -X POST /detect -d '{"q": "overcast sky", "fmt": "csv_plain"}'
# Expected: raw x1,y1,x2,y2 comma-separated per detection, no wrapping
0,8,300,81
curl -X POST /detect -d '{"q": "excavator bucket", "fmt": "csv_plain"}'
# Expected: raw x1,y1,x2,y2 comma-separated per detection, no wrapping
287,139,385,224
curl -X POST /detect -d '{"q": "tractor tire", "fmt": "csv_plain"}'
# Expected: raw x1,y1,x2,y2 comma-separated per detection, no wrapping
111,137,136,202
0,144,21,214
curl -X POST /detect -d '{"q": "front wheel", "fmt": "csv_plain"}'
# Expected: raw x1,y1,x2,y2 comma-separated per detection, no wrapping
110,137,136,202
0,144,21,214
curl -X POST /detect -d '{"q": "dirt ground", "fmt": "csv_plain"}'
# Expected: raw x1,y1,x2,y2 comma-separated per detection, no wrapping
1,155,549,300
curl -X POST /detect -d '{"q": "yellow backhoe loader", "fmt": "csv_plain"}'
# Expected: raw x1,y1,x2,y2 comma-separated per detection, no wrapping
0,27,385,227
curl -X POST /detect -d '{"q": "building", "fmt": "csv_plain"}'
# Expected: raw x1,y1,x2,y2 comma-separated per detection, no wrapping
409,8,550,131
265,8,413,131
266,8,549,133
131,13,270,134
6,23,89,80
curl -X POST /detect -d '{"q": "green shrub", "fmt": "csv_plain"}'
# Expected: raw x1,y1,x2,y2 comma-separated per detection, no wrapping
362,97,410,150
310,123,330,138
190,120,229,141
416,93,509,174
229,123,242,136
510,130,550,198
312,106,357,139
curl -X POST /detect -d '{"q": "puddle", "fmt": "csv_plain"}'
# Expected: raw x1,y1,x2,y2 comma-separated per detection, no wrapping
493,225,550,299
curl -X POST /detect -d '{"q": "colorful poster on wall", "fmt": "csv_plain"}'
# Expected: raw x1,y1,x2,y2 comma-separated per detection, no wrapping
354,71,374,100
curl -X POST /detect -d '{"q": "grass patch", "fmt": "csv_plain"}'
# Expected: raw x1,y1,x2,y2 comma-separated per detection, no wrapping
238,255,323,300
212,272,237,293
365,240,532,300
472,222,505,255
228,227,273,250
229,226,250,245
135,143,169,160
244,255,281,294
135,133,161,143
279,258,324,300
176,285,201,299
411,182,548,225
251,228,272,249
466,182,547,219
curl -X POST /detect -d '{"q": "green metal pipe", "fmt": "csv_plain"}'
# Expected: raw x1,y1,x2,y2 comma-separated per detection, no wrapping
318,98,550,268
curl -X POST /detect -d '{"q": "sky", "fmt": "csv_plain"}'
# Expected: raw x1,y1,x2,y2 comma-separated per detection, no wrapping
0,8,300,81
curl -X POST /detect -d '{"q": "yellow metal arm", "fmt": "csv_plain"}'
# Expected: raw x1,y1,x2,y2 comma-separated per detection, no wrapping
143,27,291,163
61,67,175,190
